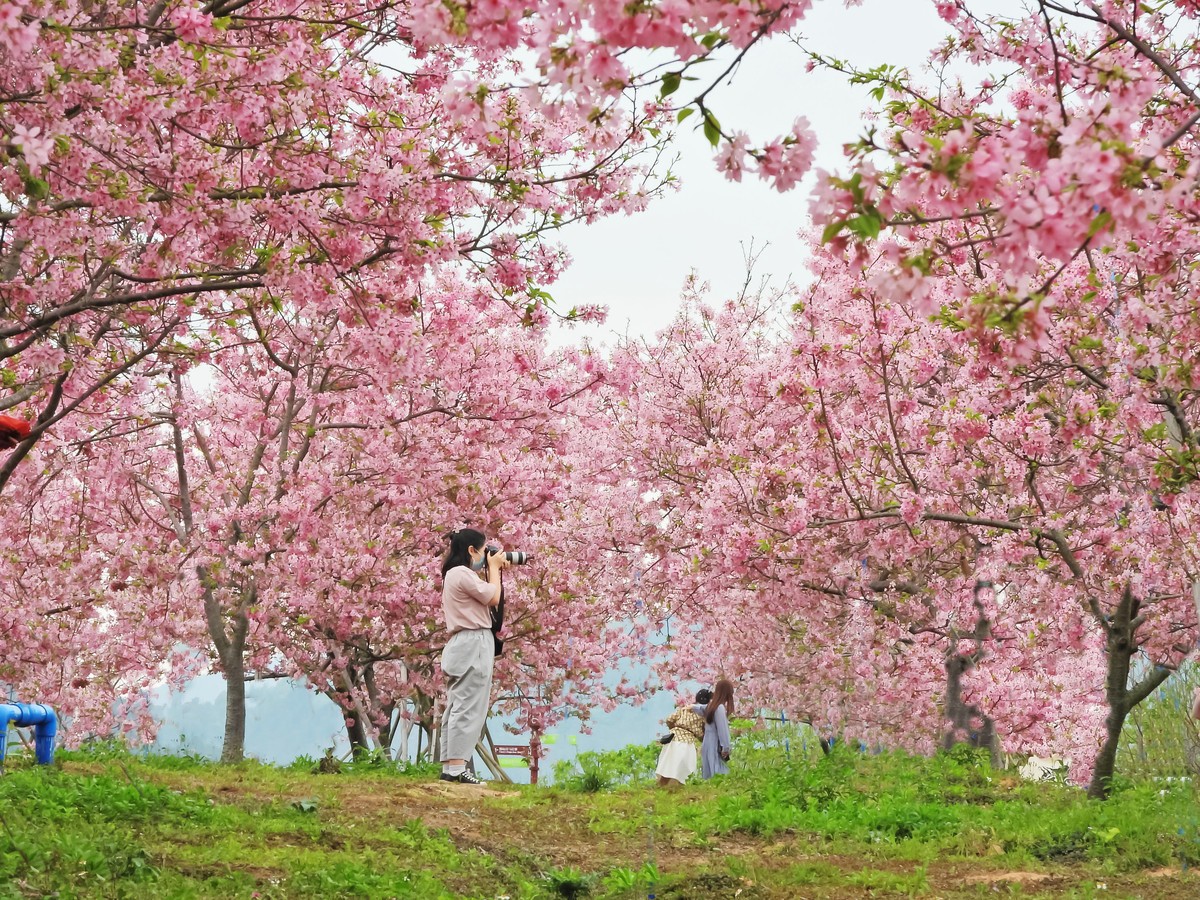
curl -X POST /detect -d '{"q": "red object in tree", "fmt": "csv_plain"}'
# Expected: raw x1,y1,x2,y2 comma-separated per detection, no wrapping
0,416,31,450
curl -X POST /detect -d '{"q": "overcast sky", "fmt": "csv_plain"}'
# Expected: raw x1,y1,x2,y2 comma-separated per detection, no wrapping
551,0,948,346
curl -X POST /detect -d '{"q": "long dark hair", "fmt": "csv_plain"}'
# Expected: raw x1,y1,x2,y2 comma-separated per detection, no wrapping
442,528,486,577
705,679,735,724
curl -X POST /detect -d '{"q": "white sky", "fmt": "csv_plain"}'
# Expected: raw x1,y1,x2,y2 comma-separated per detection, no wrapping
552,0,948,345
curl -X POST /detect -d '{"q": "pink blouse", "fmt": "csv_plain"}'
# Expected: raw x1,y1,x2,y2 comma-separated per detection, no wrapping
442,565,495,635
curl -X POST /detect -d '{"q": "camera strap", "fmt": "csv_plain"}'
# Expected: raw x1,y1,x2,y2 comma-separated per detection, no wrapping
491,573,506,658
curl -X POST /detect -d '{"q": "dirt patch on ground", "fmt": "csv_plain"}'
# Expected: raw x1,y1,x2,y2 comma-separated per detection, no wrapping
418,780,513,799
654,872,766,899
962,870,1051,884
299,777,767,874
936,864,1199,900
159,856,286,882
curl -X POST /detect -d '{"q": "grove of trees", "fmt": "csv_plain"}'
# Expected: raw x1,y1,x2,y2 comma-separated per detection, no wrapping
2,0,1198,798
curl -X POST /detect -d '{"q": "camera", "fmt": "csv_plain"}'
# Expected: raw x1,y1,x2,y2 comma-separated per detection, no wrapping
487,545,532,565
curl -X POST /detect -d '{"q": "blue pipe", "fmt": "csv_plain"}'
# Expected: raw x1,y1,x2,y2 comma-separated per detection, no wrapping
0,703,58,765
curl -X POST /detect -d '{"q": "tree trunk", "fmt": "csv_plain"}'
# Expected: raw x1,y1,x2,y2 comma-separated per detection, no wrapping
1090,710,1128,800
374,702,397,760
397,708,411,764
1087,585,1170,799
363,666,395,760
978,715,1001,769
941,584,1000,764
412,690,437,763
323,668,372,759
221,647,247,763
1087,666,1170,797
942,653,998,758
942,655,970,751
344,679,378,758
394,664,411,763
204,579,250,765
345,712,370,758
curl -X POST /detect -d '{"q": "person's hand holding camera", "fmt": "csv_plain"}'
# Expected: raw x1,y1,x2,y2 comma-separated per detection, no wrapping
487,548,511,572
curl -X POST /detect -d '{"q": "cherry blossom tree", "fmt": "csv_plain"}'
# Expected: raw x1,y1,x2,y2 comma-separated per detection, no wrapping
1,0,671,486
1,0,675,761
0,417,202,746
251,300,654,761
618,247,1199,797
806,2,1200,344
505,0,1200,796
40,270,652,763
447,0,1200,332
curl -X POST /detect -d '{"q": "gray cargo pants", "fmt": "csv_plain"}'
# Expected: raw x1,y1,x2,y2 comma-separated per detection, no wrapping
440,628,495,762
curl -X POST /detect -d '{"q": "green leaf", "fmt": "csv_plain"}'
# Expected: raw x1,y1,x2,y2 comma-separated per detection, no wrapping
821,220,846,243
660,71,681,98
1086,209,1113,239
845,209,884,240
932,306,968,332
676,107,694,124
702,111,721,147
23,176,50,201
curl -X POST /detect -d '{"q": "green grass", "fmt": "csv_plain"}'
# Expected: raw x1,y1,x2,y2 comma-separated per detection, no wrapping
1119,662,1200,780
568,743,1200,868
0,733,1196,898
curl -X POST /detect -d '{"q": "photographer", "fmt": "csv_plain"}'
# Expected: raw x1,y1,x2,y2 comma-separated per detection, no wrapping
438,528,509,785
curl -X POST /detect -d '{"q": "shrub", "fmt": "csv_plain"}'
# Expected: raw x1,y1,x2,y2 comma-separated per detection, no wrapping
553,742,661,792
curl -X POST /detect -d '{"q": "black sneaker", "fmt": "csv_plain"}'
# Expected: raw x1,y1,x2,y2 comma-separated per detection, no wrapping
439,770,485,785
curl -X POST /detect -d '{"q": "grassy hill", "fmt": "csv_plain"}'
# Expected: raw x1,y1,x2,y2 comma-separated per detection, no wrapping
0,738,1197,899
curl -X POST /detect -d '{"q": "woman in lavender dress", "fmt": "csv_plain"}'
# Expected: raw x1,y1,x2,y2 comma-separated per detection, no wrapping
699,679,734,779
